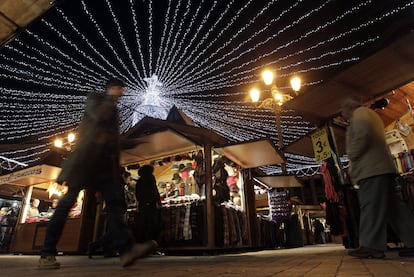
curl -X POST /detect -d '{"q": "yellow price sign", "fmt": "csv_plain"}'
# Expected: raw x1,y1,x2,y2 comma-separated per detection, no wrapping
311,128,331,162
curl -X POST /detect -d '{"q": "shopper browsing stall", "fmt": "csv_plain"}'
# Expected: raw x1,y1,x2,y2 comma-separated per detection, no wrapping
342,96,414,259
135,165,162,244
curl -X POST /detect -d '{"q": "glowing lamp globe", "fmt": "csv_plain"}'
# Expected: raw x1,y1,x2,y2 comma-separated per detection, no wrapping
290,76,301,92
249,88,260,103
261,70,274,85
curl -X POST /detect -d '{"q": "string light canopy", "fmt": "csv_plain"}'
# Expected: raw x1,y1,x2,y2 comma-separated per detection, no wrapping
0,0,413,173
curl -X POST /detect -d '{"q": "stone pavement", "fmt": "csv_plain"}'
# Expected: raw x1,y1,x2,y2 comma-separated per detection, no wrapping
1,244,414,277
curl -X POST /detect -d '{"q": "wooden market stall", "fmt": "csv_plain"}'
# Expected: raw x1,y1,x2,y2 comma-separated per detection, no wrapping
0,164,95,254
121,116,285,251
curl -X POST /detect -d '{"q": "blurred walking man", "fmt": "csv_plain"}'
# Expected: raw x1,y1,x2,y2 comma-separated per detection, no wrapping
38,78,157,269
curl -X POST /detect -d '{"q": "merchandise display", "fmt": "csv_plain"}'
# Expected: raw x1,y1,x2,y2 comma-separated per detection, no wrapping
268,190,290,222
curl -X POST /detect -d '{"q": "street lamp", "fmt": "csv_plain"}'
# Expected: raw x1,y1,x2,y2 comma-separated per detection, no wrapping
249,69,302,174
54,132,76,151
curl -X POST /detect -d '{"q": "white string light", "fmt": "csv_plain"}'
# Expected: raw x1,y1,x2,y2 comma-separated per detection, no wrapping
1,1,413,172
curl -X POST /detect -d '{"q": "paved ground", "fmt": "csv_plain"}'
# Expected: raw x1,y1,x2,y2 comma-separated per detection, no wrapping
1,244,414,277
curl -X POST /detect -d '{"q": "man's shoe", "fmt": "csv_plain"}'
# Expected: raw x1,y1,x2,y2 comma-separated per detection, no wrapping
348,247,385,259
120,240,158,267
38,256,60,269
399,247,414,257
151,251,165,257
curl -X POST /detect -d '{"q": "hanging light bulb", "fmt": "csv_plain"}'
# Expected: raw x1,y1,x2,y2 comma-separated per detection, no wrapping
54,139,63,148
262,70,274,85
67,133,76,143
249,88,261,102
290,76,301,92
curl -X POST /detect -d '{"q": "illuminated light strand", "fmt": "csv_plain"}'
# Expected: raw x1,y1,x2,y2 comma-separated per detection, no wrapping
163,0,255,86
247,1,413,80
148,0,153,75
168,80,324,98
183,113,313,143
175,100,314,144
0,54,96,91
154,0,173,76
1,1,412,168
9,39,104,86
104,0,144,84
160,0,219,82
1,147,51,167
2,119,81,140
55,8,142,89
0,156,28,171
5,148,50,162
129,0,150,77
41,19,114,79
80,0,138,85
3,43,103,89
176,0,348,87
168,0,314,86
185,37,377,90
0,70,91,91
157,0,193,81
156,0,186,79
175,0,382,89
25,30,106,83
158,0,211,79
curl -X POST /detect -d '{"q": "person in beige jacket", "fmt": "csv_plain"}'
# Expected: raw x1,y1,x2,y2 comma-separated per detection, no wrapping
342,96,414,259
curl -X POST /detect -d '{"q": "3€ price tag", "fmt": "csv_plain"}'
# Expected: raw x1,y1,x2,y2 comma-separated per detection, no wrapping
311,128,331,162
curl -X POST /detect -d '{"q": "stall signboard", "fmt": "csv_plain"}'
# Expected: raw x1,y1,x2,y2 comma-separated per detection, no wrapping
268,189,290,222
0,166,42,185
0,165,61,187
311,128,331,162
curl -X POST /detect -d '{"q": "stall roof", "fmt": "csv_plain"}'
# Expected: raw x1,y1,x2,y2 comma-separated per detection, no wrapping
0,0,56,47
214,139,284,169
121,116,229,164
0,165,61,187
123,117,229,147
284,32,414,125
255,176,303,188
285,32,414,157
121,129,199,165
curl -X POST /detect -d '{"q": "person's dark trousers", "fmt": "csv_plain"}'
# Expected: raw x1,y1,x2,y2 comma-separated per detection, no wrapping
41,178,135,257
137,205,161,243
100,177,135,255
358,173,414,251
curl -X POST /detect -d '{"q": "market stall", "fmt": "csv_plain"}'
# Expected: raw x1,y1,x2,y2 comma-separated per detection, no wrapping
252,176,304,249
0,164,95,254
121,116,284,251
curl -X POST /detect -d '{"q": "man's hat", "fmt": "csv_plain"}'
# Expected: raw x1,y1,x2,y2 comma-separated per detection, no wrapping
172,173,182,180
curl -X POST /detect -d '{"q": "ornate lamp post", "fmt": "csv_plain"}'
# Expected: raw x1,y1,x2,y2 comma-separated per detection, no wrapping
249,70,301,174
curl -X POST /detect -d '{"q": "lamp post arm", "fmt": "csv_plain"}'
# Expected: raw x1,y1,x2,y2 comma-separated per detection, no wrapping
274,105,287,175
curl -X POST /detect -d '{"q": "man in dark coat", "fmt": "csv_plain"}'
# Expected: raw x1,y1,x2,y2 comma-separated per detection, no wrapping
343,96,414,259
38,78,157,269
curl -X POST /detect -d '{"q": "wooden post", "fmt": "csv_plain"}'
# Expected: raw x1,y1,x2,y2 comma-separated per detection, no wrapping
20,185,33,224
274,105,287,174
310,176,318,205
244,169,256,247
204,143,215,249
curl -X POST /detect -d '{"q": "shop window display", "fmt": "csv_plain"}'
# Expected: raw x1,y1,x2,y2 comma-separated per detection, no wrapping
130,151,247,247
0,199,20,251
22,185,84,223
